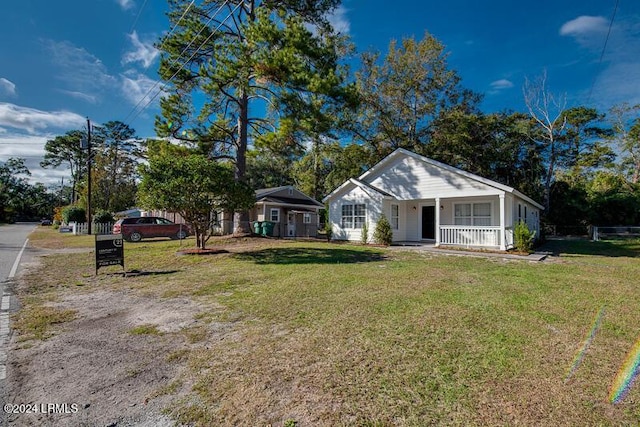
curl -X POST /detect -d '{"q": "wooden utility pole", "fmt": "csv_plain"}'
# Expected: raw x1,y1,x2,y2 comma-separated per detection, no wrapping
86,118,92,235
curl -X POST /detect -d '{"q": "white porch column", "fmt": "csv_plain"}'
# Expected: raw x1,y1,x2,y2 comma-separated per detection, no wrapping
499,194,506,250
435,197,441,247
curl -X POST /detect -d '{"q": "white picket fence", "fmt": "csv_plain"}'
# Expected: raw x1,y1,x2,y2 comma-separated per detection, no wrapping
71,222,114,235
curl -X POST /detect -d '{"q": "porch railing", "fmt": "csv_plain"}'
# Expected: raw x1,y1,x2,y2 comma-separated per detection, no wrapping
440,225,503,248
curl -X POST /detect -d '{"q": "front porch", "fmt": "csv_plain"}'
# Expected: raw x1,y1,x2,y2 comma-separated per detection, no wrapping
390,194,514,250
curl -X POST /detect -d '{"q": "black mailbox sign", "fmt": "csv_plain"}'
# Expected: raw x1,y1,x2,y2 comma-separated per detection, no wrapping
95,234,124,274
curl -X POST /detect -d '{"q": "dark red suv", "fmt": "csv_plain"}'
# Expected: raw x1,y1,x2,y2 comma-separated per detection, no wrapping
113,217,190,242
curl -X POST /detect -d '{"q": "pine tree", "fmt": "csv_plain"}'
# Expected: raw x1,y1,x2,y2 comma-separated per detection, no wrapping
157,0,352,232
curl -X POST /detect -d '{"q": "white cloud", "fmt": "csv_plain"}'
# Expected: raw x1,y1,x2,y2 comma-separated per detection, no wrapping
328,6,350,34
490,79,514,90
58,90,98,104
0,78,17,97
306,5,350,36
122,31,160,69
0,102,85,134
559,16,609,48
0,133,48,158
0,132,68,186
560,16,640,108
43,39,117,99
120,71,161,107
115,0,135,11
560,15,609,36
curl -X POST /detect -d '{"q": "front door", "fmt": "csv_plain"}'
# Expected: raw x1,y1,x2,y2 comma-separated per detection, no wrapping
421,206,435,240
287,212,296,237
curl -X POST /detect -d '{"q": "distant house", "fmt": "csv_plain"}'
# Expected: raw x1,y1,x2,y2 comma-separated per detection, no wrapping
250,186,324,238
114,208,142,218
323,148,542,250
147,185,324,238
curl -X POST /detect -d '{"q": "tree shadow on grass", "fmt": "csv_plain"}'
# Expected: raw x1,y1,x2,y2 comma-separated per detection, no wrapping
233,247,387,265
540,238,640,258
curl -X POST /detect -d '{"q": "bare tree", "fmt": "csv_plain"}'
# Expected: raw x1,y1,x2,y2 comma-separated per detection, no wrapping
609,103,640,184
523,70,567,211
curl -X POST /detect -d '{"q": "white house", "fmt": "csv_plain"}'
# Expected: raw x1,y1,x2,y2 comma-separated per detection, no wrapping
323,148,543,250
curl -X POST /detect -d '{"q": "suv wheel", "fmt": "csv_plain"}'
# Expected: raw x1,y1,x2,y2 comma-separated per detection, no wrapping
176,230,188,240
129,231,142,242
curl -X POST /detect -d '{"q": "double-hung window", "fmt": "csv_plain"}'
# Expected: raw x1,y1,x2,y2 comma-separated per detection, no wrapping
391,204,399,230
454,202,491,226
341,203,366,229
270,208,280,222
341,205,353,228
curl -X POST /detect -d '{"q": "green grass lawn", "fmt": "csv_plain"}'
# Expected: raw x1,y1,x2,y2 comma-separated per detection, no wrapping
17,230,640,425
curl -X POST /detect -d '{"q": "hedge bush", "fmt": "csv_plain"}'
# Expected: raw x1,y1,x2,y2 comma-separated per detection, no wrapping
373,214,393,246
62,206,86,223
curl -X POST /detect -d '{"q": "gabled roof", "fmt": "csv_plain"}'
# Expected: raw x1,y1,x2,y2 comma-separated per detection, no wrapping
255,185,324,208
255,186,290,198
326,148,544,209
322,178,398,203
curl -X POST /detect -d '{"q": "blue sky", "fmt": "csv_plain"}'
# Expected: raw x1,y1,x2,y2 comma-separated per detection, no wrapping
1,0,638,185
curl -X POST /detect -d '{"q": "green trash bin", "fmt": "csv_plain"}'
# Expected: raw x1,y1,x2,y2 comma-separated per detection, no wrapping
262,221,275,237
253,221,262,235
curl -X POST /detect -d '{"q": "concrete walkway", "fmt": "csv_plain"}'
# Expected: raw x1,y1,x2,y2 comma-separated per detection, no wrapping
389,242,548,262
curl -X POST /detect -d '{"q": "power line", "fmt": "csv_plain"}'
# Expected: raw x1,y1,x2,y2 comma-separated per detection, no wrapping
121,1,241,132
115,0,232,134
586,0,619,104
162,0,197,42
127,0,150,36
109,0,194,137
117,0,150,70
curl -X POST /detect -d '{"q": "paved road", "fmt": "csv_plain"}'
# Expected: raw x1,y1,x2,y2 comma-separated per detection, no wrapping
0,222,36,284
0,222,36,417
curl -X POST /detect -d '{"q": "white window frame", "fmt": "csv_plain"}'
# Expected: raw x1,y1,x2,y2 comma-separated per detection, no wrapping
341,203,366,229
391,204,399,230
518,203,522,222
454,202,492,226
303,213,311,224
270,208,280,222
341,204,353,228
354,204,366,229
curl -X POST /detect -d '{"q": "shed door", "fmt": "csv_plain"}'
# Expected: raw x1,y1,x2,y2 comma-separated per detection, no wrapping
421,206,435,240
287,212,296,237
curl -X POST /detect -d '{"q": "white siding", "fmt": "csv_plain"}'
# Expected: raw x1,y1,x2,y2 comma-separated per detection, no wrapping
382,200,407,242
367,156,503,200
329,185,382,241
326,150,542,245
405,201,420,240
511,196,540,237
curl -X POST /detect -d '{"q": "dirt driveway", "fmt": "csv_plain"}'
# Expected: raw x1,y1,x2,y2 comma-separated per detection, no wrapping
4,246,236,427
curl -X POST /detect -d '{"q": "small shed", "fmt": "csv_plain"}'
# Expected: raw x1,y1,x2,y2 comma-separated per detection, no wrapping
251,186,324,238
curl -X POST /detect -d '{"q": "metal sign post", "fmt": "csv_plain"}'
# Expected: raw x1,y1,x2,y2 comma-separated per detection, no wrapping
95,234,125,275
